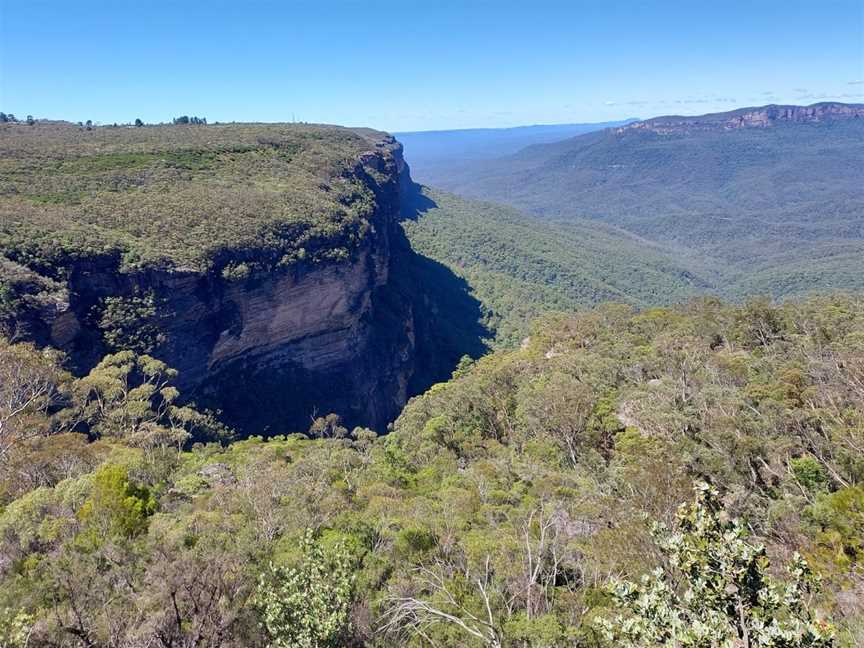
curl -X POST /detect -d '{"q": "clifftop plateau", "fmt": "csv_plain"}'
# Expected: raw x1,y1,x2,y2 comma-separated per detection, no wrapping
0,121,400,273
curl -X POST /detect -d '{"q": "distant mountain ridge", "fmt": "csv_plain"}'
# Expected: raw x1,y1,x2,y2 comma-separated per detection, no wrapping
396,119,638,156
412,101,864,302
619,101,864,134
394,119,636,186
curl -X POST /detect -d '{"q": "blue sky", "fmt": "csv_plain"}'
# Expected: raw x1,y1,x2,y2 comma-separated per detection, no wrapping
1,0,862,131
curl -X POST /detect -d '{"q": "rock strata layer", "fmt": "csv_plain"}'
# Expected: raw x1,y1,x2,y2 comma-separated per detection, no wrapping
7,136,424,434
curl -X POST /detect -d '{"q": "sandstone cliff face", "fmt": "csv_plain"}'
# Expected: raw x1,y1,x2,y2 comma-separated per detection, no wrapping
15,137,422,434
620,102,864,135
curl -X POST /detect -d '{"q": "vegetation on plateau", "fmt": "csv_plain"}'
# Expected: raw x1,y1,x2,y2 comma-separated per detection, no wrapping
2,294,863,646
0,120,392,277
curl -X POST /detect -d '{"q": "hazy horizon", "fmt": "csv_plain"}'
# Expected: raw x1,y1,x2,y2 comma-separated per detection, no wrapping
2,0,862,131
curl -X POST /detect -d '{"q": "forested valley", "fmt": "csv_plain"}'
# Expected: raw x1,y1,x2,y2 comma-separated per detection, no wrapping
2,296,862,646
1,102,863,648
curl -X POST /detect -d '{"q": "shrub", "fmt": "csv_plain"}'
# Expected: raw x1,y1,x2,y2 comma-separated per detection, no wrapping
255,529,354,648
599,482,836,648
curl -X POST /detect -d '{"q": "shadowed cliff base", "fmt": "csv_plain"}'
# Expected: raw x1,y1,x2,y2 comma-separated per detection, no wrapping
394,226,491,399
398,179,438,221
192,200,490,436
192,170,490,437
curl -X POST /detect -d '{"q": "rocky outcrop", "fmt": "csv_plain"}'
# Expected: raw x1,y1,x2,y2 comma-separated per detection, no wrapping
8,137,427,434
620,102,864,135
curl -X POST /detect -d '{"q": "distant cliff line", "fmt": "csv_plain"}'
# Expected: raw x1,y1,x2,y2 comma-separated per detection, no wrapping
619,101,864,134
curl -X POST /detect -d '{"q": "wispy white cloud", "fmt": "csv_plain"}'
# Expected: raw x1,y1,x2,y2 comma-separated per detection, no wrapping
604,96,741,110
669,95,738,106
848,80,863,85
679,97,720,104
790,89,863,102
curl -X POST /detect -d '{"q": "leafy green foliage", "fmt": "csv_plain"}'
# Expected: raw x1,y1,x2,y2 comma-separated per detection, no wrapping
0,337,68,475
97,290,166,353
599,482,835,647
792,457,831,495
804,487,864,577
74,350,228,448
0,256,67,329
0,295,862,646
255,529,355,648
0,608,34,648
77,463,157,540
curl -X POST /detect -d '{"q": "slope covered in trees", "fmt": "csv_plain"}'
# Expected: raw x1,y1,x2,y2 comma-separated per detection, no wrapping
2,295,862,646
400,186,709,346
415,104,864,302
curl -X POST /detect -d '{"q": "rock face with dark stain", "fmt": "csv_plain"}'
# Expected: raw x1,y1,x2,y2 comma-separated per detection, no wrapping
7,137,435,434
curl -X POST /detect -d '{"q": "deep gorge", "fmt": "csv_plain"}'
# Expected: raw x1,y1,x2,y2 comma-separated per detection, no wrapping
4,133,485,434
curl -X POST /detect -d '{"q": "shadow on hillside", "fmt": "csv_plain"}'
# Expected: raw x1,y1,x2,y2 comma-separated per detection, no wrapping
399,180,438,222
393,181,490,395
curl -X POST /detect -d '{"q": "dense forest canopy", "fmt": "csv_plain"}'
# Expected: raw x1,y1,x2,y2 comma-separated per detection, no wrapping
2,106,863,647
2,295,862,646
3,0,862,642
